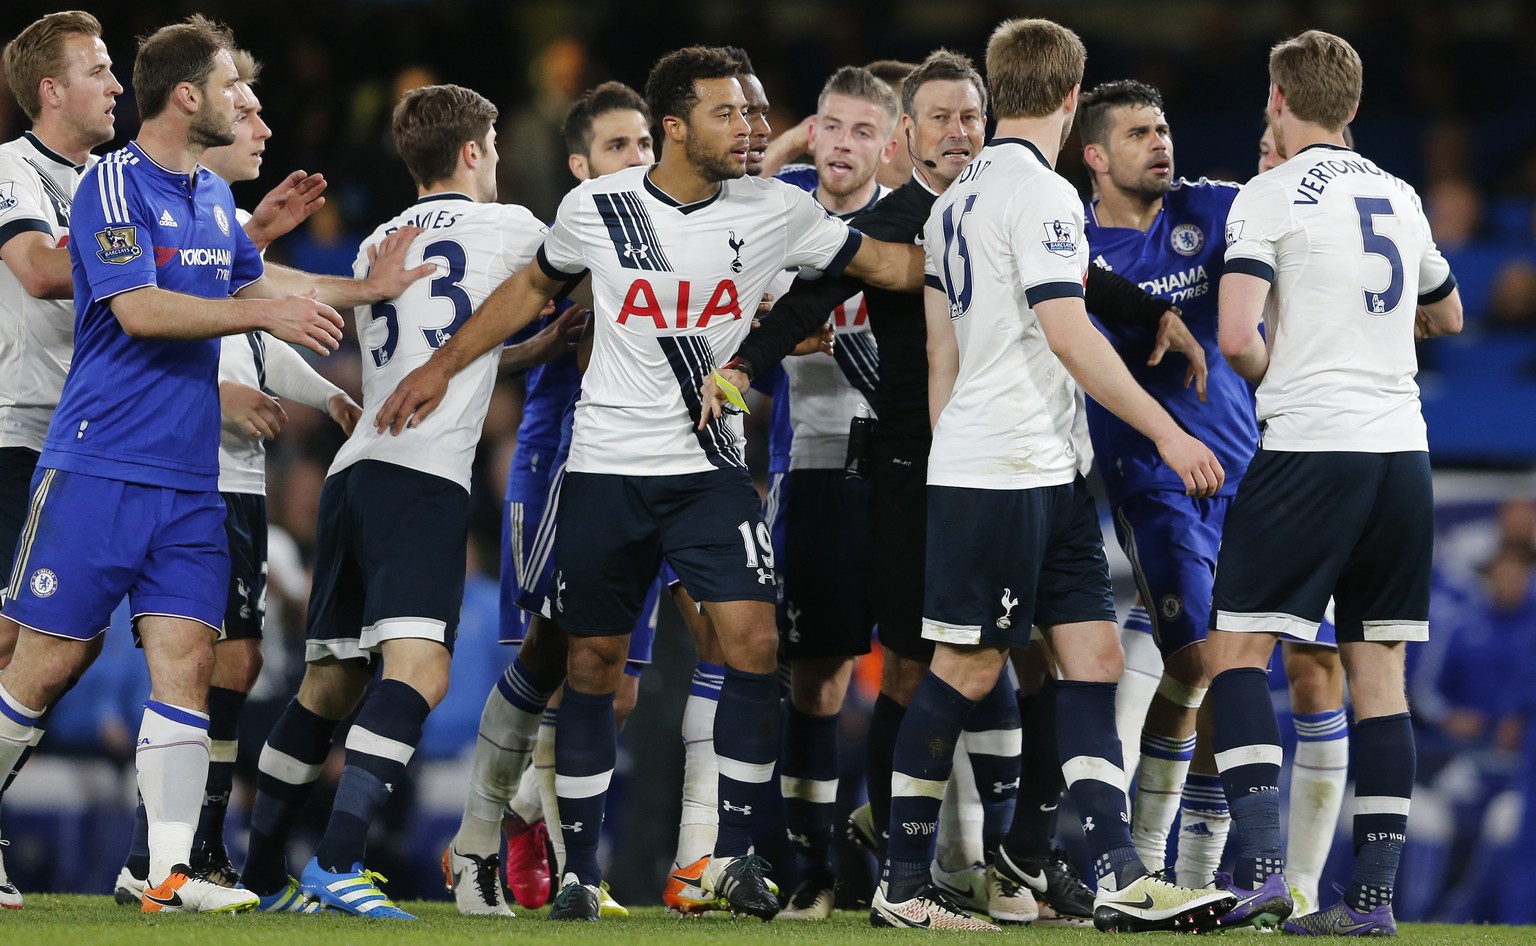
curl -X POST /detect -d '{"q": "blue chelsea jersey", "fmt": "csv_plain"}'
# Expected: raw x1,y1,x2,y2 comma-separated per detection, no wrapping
44,142,263,490
1084,178,1257,505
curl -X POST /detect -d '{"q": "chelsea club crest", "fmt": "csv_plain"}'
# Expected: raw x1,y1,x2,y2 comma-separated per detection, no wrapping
1170,223,1204,257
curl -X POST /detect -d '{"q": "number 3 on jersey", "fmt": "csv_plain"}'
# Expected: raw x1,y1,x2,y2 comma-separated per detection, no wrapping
939,194,978,320
1354,197,1404,315
368,239,473,367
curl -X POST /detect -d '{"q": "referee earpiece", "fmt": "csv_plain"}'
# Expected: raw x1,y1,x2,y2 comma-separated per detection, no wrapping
906,128,938,169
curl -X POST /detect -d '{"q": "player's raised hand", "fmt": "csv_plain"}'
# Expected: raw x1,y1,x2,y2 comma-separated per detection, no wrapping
220,380,287,440
363,225,437,301
697,366,750,430
790,320,834,357
263,290,344,354
327,392,363,436
375,360,451,435
244,170,328,249
1155,430,1225,498
1147,307,1208,402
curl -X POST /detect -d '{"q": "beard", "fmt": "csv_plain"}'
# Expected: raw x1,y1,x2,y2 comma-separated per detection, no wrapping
188,98,236,151
685,130,745,183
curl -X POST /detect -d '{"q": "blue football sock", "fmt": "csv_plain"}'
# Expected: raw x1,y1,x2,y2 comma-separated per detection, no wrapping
885,673,973,902
1347,713,1413,913
1211,667,1284,886
554,686,616,885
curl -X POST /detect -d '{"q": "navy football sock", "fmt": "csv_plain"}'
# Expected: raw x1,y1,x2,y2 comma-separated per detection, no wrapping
866,692,906,850
1007,680,1064,857
193,686,247,857
1347,713,1414,913
244,699,338,894
713,666,780,859
1211,667,1284,887
1056,680,1141,888
885,673,973,902
782,705,839,874
963,675,1020,859
554,686,617,885
315,679,431,873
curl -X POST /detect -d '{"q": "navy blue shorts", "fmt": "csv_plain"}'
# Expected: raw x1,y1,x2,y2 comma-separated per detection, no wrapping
866,438,934,660
780,469,873,659
221,491,268,641
0,447,40,598
923,477,1116,650
306,461,467,662
1212,450,1432,644
3,468,227,639
1112,491,1227,659
498,450,659,668
551,470,777,636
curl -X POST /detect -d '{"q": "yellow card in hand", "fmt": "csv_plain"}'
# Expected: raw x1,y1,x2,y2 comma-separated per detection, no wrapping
712,370,750,414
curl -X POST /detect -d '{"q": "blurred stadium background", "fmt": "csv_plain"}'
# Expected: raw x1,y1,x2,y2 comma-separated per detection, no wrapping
0,0,1533,923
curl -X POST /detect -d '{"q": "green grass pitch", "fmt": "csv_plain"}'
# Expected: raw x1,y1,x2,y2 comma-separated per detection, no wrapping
4,896,1532,946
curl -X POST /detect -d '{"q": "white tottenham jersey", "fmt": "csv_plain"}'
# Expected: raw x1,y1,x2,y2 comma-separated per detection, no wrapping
769,186,886,470
537,165,861,476
924,138,1089,490
218,332,343,494
0,133,94,451
1225,144,1455,453
333,193,544,490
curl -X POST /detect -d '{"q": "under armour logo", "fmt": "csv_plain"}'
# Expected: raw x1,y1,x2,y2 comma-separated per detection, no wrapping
722,800,752,815
1083,816,1096,832
993,778,1020,795
727,230,746,273
756,567,773,585
786,830,810,847
624,241,650,261
997,587,1019,629
561,821,583,833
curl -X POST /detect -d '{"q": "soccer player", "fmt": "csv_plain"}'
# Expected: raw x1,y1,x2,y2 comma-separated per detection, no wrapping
1209,30,1462,936
0,11,120,907
109,48,362,907
238,82,564,919
0,14,421,914
877,19,1235,931
376,44,925,922
765,64,897,921
725,47,772,178
1076,79,1250,899
446,80,654,918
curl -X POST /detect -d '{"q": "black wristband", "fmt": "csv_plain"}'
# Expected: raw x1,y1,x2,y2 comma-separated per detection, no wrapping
724,355,755,382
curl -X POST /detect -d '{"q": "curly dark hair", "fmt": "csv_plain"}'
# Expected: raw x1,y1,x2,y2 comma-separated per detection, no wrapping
644,45,741,127
1077,79,1165,148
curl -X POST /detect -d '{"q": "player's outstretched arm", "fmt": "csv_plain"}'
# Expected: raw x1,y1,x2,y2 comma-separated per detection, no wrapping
245,225,435,310
1148,309,1208,401
112,286,343,354
0,231,73,299
1216,272,1271,383
501,305,587,376
844,236,924,292
1036,295,1224,498
1415,287,1464,340
242,170,328,251
925,285,959,429
375,261,566,435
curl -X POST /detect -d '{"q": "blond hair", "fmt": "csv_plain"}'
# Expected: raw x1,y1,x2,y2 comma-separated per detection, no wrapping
2,11,103,121
1269,30,1361,131
985,18,1085,120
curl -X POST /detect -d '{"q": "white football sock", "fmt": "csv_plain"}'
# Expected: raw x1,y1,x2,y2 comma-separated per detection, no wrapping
457,683,542,856
137,701,210,883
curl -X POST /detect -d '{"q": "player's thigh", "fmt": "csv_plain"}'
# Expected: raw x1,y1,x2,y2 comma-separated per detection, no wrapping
657,469,779,608
1211,450,1375,642
553,472,663,636
6,470,152,642
137,613,219,706
922,484,1054,652
867,439,932,662
1333,452,1433,645
1112,491,1224,659
354,461,469,657
219,492,269,643
781,470,874,661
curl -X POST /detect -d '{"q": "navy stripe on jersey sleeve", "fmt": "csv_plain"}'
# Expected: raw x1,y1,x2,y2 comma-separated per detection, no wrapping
536,243,586,282
1024,280,1086,307
823,228,863,278
924,274,944,291
1418,272,1457,305
0,218,52,250
1225,257,1276,282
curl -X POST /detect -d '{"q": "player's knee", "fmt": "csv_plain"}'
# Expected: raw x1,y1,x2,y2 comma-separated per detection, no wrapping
566,636,628,693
